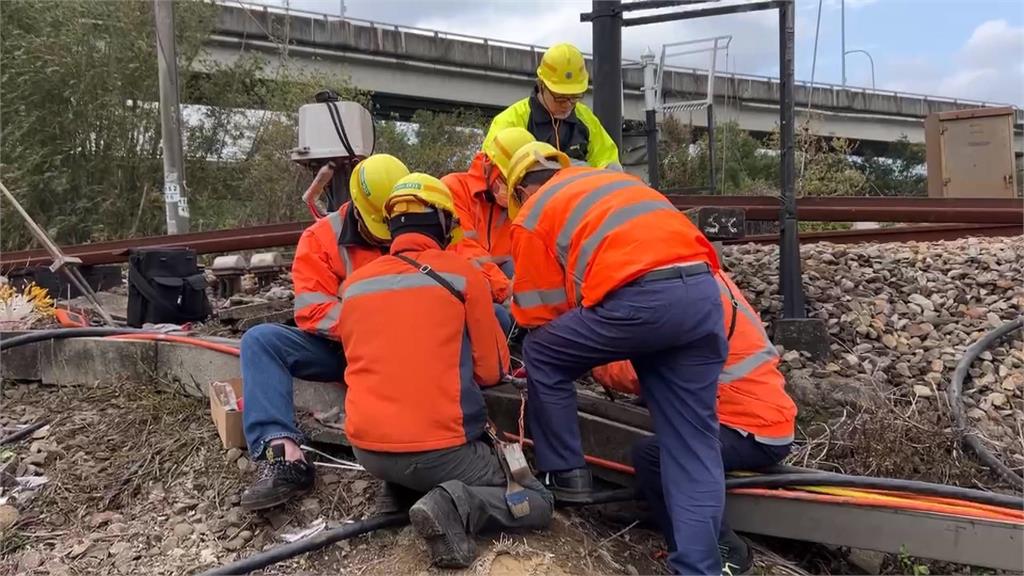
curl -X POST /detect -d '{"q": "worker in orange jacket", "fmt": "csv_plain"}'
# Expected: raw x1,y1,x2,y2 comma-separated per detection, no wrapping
504,142,728,576
239,154,409,511
591,270,798,574
340,173,552,568
443,127,536,323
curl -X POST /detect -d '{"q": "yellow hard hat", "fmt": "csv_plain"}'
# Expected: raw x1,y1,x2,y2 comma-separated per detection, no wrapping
349,154,410,241
385,173,463,244
537,43,589,95
482,127,536,179
506,142,571,219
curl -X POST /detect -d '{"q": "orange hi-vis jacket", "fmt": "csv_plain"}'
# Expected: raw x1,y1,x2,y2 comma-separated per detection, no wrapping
510,167,720,328
338,233,511,453
292,202,387,341
593,272,797,444
444,153,513,304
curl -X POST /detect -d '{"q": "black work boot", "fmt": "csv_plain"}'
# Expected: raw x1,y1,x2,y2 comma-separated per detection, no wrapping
719,527,753,575
409,488,476,568
372,481,406,515
240,443,315,511
540,467,593,504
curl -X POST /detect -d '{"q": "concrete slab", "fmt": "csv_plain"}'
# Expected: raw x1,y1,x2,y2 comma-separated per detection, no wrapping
1,341,45,382
236,310,293,332
41,338,157,386
69,292,129,320
156,342,240,398
216,301,283,322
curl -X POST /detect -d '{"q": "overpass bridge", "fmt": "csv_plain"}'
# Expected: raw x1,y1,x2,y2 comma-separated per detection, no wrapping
204,2,1023,154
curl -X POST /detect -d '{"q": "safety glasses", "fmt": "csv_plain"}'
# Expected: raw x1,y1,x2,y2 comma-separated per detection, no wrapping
544,86,583,105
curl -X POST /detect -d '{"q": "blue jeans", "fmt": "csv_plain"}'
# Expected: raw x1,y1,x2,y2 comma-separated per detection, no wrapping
522,271,727,575
493,259,515,335
632,427,792,554
240,324,346,459
493,303,512,335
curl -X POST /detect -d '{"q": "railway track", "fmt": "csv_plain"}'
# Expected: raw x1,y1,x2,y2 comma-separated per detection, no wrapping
2,196,1021,268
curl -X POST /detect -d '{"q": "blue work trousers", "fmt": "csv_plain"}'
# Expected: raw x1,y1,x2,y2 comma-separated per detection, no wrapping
522,271,728,575
240,324,345,459
632,427,792,555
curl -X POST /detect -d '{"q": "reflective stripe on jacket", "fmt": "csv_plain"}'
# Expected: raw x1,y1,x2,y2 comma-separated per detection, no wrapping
509,167,720,328
484,95,621,170
339,233,511,453
592,271,797,443
444,153,513,303
292,202,387,340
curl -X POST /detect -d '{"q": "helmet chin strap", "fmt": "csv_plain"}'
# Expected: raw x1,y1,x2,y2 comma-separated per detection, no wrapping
353,208,388,246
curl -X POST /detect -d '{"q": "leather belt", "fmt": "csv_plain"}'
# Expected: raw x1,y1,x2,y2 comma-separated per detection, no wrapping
637,262,711,283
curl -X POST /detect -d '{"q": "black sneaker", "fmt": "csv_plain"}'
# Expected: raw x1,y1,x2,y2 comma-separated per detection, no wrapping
240,443,315,511
719,528,753,576
409,488,476,568
540,468,593,504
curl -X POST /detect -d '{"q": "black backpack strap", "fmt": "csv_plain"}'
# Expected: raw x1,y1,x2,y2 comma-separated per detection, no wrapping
394,254,465,304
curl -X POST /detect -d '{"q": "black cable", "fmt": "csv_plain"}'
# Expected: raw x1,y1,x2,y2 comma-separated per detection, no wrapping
0,419,49,446
326,100,356,158
0,327,163,351
198,512,408,576
199,489,639,575
948,317,1024,490
724,473,1023,509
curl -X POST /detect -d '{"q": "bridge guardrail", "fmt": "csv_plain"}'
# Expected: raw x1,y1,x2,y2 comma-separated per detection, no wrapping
217,0,1020,121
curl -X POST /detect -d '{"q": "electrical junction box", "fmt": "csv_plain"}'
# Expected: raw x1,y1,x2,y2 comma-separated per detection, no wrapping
925,106,1018,198
291,101,374,165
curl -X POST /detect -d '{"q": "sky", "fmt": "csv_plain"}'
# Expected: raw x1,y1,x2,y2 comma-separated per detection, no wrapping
253,0,1024,105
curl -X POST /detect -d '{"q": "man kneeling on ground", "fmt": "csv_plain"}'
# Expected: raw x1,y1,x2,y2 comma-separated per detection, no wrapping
338,173,554,568
593,270,798,575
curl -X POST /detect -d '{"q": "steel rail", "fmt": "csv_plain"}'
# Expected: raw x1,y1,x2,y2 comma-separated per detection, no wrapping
2,197,1020,268
729,223,1023,245
665,195,1024,224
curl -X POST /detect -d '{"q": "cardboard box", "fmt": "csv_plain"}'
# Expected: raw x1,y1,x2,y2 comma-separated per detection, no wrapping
210,379,246,449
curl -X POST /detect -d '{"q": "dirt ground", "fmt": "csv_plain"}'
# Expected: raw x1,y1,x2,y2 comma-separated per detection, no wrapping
3,378,805,576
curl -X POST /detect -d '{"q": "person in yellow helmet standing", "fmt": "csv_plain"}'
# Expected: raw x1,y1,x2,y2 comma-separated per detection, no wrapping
484,43,621,170
338,174,552,569
444,126,537,332
238,154,409,511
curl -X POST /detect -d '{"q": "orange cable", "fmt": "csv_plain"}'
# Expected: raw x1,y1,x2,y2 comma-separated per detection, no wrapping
106,333,241,357
729,487,1023,525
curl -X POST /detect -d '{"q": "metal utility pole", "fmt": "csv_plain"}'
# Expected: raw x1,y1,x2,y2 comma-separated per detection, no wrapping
706,44,719,194
778,0,805,319
591,0,623,148
153,0,190,234
641,48,660,188
841,0,846,85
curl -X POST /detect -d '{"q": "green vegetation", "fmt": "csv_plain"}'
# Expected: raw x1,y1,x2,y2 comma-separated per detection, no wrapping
657,116,926,198
375,110,487,177
0,0,354,251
